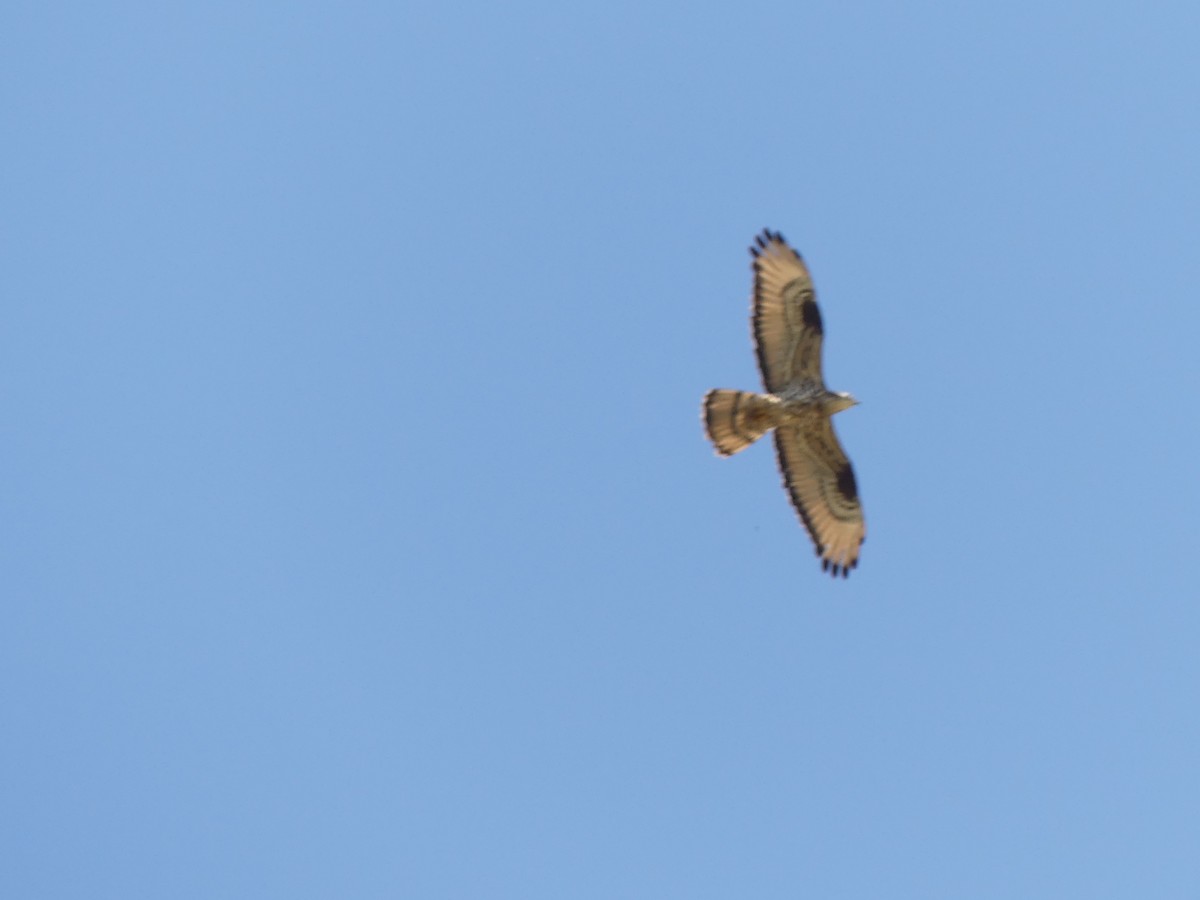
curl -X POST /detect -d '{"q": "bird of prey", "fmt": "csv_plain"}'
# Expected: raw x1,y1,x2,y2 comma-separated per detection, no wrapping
702,229,865,578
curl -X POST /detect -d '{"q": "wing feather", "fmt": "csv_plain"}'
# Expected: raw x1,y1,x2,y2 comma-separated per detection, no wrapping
751,230,825,393
773,419,865,578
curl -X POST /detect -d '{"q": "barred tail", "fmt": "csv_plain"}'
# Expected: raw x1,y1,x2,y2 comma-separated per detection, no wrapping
703,389,776,457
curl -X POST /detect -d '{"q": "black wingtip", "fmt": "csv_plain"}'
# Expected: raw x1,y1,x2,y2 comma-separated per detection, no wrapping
750,228,799,258
751,228,805,263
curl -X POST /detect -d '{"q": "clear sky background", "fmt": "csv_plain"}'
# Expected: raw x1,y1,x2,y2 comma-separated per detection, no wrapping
4,2,1199,897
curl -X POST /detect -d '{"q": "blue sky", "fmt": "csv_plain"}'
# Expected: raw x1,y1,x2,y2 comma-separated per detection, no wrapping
4,2,1200,897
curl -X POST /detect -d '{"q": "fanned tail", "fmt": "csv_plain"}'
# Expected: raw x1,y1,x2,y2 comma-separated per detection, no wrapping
703,389,776,457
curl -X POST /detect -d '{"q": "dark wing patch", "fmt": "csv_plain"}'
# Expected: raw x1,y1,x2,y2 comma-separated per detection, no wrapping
800,296,823,334
835,462,858,502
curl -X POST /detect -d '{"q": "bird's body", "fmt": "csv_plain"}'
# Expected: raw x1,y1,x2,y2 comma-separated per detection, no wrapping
703,229,865,578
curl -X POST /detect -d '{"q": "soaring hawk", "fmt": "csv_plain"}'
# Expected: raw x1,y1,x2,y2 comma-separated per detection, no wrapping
703,229,865,578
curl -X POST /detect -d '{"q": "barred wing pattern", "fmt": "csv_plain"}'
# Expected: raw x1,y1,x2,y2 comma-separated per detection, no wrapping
774,418,865,577
751,231,825,393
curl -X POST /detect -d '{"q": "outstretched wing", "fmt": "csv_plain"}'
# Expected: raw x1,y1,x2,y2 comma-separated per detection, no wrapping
750,229,826,393
773,418,865,578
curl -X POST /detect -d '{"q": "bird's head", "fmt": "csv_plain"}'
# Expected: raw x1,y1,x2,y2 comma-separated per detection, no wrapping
825,391,859,415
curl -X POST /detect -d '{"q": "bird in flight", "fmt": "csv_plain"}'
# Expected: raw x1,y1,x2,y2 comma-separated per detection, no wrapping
703,229,865,577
